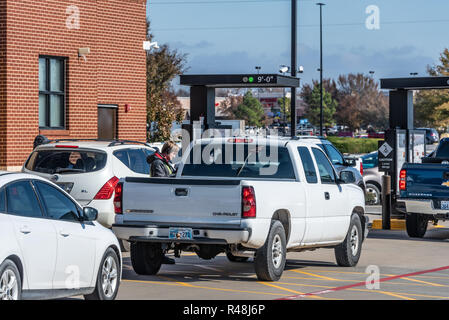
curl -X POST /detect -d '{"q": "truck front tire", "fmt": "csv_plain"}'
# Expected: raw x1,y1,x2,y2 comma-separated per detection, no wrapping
335,214,363,267
254,220,287,281
130,242,163,275
406,213,428,238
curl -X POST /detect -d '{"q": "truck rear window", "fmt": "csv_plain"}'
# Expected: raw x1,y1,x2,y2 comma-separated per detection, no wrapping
182,143,295,179
25,149,107,174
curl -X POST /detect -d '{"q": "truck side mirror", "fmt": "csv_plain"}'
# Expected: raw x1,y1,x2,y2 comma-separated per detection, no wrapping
339,170,356,184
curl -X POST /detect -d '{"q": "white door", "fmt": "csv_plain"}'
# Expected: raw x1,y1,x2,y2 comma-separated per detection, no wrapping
33,181,97,289
297,147,324,244
311,148,349,242
6,181,57,290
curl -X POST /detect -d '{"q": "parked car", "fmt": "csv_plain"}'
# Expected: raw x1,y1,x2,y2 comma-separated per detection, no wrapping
360,152,382,205
0,172,121,300
417,128,439,145
113,136,368,281
399,138,449,238
22,139,156,229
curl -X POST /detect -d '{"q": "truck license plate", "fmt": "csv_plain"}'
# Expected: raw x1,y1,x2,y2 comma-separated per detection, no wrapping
441,201,449,210
169,228,193,240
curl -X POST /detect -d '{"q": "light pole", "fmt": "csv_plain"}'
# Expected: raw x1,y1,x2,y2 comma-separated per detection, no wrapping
317,3,325,136
255,66,261,74
290,0,298,137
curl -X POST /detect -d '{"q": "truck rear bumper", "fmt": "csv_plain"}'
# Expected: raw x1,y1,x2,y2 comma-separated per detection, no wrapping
403,199,449,218
112,223,250,245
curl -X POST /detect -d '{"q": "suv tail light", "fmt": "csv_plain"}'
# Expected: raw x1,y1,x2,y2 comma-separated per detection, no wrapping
399,170,407,191
114,182,123,214
94,176,119,200
360,162,364,176
242,186,256,218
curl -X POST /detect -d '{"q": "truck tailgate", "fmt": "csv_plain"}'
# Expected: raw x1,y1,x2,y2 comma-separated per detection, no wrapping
121,177,243,226
402,164,449,199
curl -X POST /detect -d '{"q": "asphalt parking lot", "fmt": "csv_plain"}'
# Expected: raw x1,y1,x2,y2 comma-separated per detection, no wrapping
112,216,449,301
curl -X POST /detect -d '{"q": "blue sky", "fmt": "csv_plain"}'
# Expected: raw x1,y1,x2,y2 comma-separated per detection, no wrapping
147,0,449,86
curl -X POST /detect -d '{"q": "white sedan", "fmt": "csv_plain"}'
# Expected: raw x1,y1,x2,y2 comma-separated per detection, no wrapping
0,172,121,300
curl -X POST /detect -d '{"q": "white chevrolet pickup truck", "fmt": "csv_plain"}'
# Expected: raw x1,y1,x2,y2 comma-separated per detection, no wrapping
113,137,368,281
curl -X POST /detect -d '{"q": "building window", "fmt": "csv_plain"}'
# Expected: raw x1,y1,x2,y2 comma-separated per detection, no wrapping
39,56,66,129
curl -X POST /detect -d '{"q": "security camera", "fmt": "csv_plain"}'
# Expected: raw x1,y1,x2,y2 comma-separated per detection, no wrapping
143,41,159,51
279,66,289,74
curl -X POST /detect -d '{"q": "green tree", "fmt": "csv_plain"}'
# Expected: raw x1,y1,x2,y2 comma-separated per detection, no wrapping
304,85,337,130
278,97,291,123
415,48,449,128
146,20,187,142
233,91,265,127
336,73,388,131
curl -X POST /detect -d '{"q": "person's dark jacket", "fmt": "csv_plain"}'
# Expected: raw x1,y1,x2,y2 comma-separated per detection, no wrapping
147,152,175,177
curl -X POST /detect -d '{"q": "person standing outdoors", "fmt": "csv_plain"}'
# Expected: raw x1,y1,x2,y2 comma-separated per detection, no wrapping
146,141,180,265
147,141,179,178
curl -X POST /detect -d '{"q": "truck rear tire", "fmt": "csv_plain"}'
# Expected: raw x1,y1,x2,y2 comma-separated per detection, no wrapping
406,213,428,238
335,214,363,267
130,242,163,275
254,220,286,281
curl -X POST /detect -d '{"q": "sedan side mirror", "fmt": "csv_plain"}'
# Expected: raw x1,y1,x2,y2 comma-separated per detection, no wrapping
339,170,356,184
82,207,98,222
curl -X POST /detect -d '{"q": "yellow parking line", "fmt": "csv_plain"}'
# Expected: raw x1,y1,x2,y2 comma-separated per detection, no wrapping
275,281,440,300
375,291,415,300
122,278,284,297
259,282,337,300
122,278,449,300
290,270,340,281
298,269,449,281
399,277,446,287
158,275,197,288
283,275,449,288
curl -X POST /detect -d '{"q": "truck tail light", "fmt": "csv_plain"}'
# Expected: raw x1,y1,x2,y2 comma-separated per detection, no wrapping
360,162,364,176
114,182,123,214
399,170,407,191
242,186,256,218
94,176,119,200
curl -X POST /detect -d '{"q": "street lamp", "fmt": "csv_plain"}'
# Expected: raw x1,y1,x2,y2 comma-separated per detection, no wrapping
410,72,419,76
255,66,261,74
317,2,325,136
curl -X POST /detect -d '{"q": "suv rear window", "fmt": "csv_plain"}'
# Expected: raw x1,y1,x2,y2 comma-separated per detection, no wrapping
182,143,295,179
25,149,107,174
113,148,155,174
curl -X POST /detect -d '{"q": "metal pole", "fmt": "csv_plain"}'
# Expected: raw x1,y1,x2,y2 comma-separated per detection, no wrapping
290,0,297,137
382,175,392,230
317,3,325,136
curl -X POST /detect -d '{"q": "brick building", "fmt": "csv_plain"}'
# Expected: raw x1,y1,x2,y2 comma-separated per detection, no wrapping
0,0,148,170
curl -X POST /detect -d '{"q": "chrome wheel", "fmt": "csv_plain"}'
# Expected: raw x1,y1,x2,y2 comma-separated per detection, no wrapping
350,225,359,256
0,269,19,300
272,234,283,269
101,256,118,299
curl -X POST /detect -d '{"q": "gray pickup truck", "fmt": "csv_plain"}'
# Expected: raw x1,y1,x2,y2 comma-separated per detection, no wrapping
399,138,449,238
